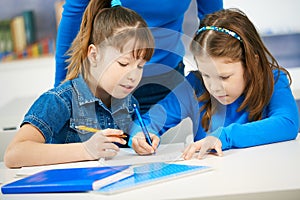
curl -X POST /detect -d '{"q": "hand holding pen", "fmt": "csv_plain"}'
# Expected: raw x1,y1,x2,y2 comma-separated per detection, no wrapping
77,126,127,160
131,104,160,155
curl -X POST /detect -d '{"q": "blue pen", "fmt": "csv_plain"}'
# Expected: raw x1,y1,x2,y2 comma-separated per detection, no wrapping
133,103,152,146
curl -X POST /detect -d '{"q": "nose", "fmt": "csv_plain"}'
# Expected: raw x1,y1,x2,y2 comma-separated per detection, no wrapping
208,79,224,93
127,67,140,82
127,75,135,82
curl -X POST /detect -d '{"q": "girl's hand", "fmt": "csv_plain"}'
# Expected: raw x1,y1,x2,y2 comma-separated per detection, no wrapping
131,132,160,155
83,129,127,160
182,136,223,160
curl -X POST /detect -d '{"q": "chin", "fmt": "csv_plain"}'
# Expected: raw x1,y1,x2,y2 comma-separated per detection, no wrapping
216,98,233,105
113,93,129,99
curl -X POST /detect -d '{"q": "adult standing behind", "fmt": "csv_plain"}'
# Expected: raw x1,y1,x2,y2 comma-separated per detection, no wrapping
55,0,223,114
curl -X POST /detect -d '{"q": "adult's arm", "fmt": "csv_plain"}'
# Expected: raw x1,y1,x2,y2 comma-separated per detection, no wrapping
196,0,223,20
54,0,90,86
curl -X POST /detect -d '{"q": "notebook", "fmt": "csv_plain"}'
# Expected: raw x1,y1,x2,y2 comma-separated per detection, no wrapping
97,162,212,194
2,162,211,194
1,165,132,194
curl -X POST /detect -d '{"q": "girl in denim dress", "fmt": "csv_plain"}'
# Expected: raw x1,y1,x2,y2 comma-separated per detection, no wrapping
4,0,154,168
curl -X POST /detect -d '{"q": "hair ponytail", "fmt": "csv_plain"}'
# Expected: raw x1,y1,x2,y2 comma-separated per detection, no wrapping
64,0,111,81
63,0,154,83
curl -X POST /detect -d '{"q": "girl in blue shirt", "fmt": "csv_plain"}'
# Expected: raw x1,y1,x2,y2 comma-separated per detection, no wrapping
4,0,154,168
130,8,299,159
55,0,223,114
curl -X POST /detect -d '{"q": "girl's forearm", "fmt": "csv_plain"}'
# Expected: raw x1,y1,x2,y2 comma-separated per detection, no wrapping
4,141,93,168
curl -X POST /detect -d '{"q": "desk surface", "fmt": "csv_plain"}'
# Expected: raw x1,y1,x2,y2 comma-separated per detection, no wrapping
1,135,300,200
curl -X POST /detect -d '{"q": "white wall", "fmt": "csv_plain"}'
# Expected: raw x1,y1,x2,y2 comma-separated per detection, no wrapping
0,57,54,107
224,0,300,35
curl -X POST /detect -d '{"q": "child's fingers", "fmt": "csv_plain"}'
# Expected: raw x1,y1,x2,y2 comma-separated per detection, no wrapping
106,137,127,145
182,144,191,155
132,136,154,155
97,129,127,145
197,141,223,159
197,145,210,159
150,134,160,151
101,143,120,157
183,144,198,160
215,145,223,157
138,139,155,154
101,128,124,136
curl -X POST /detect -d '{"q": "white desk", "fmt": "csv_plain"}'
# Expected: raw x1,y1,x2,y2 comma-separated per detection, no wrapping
1,135,300,200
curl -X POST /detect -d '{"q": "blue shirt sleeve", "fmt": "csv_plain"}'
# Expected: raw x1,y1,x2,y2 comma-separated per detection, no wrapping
55,0,90,87
196,0,223,20
128,76,201,147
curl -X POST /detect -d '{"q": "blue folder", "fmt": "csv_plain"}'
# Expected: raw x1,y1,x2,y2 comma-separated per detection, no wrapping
1,165,131,194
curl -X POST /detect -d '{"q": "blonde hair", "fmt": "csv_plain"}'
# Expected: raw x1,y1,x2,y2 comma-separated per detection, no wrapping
190,8,291,131
63,0,154,82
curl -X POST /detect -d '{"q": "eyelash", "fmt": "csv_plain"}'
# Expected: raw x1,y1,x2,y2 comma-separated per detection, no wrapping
201,74,230,80
118,62,128,67
220,76,230,80
201,73,209,78
118,62,144,69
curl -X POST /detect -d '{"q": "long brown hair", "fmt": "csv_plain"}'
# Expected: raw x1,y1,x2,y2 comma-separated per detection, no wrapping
190,8,291,131
63,0,154,82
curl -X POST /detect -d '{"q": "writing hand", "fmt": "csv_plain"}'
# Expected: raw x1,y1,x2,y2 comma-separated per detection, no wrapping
83,128,127,160
131,132,160,155
182,136,223,160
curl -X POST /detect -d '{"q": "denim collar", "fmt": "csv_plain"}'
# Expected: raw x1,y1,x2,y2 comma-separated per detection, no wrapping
71,75,134,113
72,74,99,106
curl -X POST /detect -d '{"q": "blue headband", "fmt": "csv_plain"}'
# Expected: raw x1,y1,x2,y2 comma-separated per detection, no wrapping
197,26,242,42
111,0,122,7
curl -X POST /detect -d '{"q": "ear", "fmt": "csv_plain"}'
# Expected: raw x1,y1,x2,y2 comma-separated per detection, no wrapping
87,44,98,66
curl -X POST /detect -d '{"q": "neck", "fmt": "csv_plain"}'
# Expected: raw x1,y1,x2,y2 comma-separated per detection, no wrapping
86,77,111,108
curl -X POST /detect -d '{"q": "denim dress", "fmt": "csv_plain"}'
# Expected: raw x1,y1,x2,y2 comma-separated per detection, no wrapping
22,75,136,145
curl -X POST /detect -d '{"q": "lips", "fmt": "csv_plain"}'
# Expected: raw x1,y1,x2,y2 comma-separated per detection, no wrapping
213,93,227,98
121,84,133,89
214,94,228,102
120,84,134,90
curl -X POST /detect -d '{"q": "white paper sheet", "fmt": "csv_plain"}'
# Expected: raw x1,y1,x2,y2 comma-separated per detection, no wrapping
16,143,184,176
102,143,184,167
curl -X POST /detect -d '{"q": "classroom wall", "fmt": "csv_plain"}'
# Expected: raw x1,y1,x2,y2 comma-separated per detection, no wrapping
223,0,300,35
0,0,58,40
0,57,54,107
183,0,300,36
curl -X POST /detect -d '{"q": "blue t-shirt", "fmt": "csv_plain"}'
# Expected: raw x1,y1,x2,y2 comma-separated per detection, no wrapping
55,0,223,86
129,70,299,149
23,75,137,144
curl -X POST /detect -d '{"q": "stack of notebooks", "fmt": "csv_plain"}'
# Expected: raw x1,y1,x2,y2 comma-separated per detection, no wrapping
1,162,211,194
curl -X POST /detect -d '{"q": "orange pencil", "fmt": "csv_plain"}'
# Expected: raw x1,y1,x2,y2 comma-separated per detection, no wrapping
75,125,127,138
